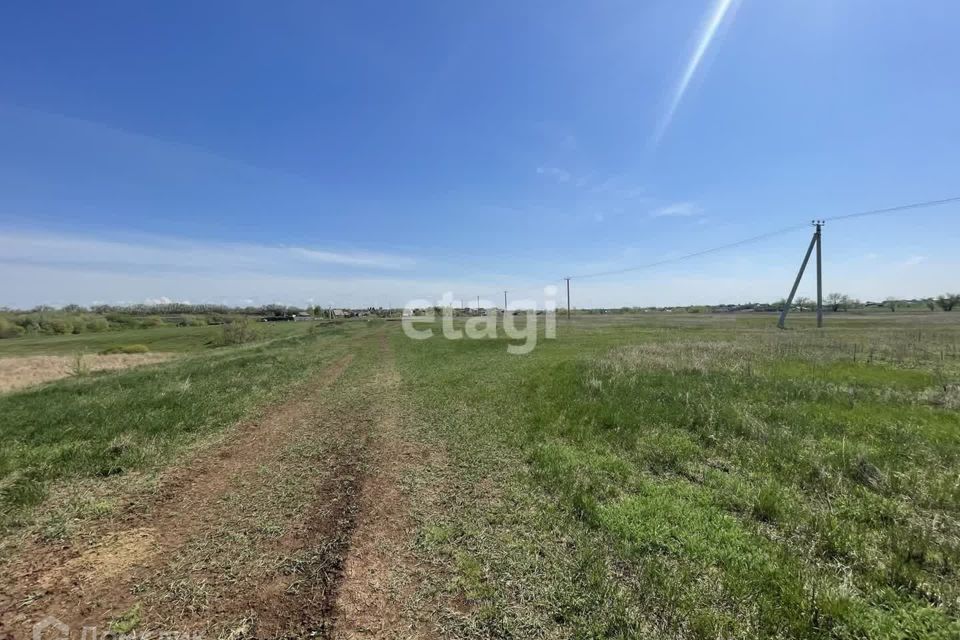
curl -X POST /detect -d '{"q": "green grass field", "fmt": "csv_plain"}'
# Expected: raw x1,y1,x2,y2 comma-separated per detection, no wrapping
0,322,356,530
0,321,315,356
1,312,958,638
393,312,960,638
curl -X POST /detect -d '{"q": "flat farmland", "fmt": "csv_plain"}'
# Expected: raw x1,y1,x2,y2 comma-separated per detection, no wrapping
1,313,958,638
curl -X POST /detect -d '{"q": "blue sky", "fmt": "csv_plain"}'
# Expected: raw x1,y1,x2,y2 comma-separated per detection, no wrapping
1,0,958,308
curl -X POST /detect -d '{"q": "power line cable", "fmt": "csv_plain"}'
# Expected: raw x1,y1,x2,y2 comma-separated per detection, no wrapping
448,194,960,309
821,195,960,223
567,194,960,281
569,222,809,280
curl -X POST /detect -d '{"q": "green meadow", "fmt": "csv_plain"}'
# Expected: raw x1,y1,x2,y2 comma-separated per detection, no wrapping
0,321,313,356
1,312,958,637
0,321,353,530
394,312,960,638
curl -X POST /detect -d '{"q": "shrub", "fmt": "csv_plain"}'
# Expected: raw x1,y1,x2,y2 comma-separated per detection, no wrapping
16,318,40,333
217,319,262,346
86,318,110,332
48,319,73,334
0,318,25,339
98,344,150,355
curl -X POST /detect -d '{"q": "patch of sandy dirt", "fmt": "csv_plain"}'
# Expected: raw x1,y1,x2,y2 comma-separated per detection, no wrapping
38,528,158,590
0,353,176,393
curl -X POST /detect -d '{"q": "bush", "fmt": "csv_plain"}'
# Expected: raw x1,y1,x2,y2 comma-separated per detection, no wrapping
0,318,25,339
217,319,262,346
86,318,109,332
16,318,40,333
47,319,73,335
98,344,150,355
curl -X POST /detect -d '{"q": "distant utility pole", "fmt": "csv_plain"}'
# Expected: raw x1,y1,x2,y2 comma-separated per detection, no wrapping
504,290,508,312
778,221,824,329
816,221,823,328
477,295,481,313
565,277,571,320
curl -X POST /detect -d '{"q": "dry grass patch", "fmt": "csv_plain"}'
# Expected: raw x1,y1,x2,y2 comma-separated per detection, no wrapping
0,353,176,393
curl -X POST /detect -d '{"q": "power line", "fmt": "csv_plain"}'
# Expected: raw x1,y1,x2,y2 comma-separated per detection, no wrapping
569,223,809,280
822,195,960,223
568,194,960,281
454,194,960,312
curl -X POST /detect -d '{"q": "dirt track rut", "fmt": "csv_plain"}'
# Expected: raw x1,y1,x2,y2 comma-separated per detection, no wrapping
1,329,436,639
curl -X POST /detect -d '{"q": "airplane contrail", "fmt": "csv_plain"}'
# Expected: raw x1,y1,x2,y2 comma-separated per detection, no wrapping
651,0,740,147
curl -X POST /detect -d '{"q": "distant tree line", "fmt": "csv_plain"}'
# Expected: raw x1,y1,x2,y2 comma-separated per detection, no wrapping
1,294,957,339
566,292,960,315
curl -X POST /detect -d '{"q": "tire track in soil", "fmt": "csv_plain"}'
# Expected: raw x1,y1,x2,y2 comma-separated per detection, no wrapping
0,353,355,638
327,330,441,639
2,328,441,639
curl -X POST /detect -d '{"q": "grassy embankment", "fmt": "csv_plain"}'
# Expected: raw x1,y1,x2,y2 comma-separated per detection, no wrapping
394,313,960,639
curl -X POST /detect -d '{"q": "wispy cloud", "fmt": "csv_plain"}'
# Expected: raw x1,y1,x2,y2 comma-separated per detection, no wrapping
651,0,740,146
0,230,415,274
287,247,412,268
902,255,927,267
535,166,571,183
650,202,703,217
590,176,648,199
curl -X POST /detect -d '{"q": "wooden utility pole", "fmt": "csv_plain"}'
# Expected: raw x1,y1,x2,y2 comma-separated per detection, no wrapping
504,290,508,312
778,221,824,329
565,277,571,320
477,295,480,313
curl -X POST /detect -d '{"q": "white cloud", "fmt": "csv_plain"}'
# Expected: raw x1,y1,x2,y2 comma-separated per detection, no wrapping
902,255,927,267
535,166,571,183
650,202,703,217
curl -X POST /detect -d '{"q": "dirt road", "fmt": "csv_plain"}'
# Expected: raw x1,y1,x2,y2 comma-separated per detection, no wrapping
0,330,438,639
